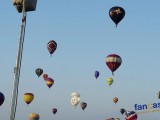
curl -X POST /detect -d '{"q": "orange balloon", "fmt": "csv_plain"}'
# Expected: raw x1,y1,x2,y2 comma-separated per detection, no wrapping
113,97,118,104
43,74,48,81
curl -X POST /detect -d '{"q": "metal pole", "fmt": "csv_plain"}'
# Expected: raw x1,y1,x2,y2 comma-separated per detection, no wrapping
9,0,27,120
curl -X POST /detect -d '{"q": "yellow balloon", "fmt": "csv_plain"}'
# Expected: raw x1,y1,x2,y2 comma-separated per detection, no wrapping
107,78,113,86
24,93,34,105
29,113,40,120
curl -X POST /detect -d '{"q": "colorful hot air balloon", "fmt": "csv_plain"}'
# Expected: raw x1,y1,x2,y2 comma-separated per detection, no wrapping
109,6,125,27
46,77,54,89
113,97,118,104
52,108,57,115
47,40,57,56
105,54,122,75
107,78,113,86
35,68,43,77
23,93,34,105
0,92,5,107
29,113,40,120
124,111,138,120
43,73,48,81
80,102,87,110
95,71,100,79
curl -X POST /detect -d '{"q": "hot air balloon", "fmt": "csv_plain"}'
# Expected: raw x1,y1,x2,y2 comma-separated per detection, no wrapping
113,97,118,104
43,73,48,81
52,108,57,115
46,77,54,89
115,118,120,120
105,54,122,75
71,92,80,108
80,102,87,110
109,6,125,27
124,111,138,120
95,71,100,79
24,93,34,105
107,78,113,86
0,92,5,106
29,113,40,120
106,118,115,120
47,40,57,56
35,68,43,77
120,108,126,115
157,91,160,99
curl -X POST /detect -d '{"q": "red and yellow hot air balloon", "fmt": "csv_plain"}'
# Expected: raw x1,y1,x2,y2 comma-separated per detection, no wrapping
46,77,54,89
105,54,122,75
23,93,34,105
113,97,118,104
47,40,57,56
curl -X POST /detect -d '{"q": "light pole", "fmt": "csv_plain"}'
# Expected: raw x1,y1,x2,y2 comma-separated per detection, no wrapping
9,0,37,120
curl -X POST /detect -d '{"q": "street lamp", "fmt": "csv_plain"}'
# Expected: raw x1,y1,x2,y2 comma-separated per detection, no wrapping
9,0,37,120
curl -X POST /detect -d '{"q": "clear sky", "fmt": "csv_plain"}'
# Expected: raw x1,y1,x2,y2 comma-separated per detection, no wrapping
1,0,160,120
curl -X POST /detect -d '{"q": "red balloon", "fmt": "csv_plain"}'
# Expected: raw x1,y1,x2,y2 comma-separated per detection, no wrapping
47,40,57,56
43,74,48,81
105,54,122,75
125,111,138,120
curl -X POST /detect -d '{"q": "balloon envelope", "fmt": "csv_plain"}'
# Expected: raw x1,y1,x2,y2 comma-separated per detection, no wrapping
157,91,160,99
24,93,34,105
80,102,87,110
52,108,57,114
113,97,118,104
120,108,126,115
46,77,54,88
95,71,100,79
0,92,5,106
47,40,57,55
29,113,40,120
35,68,43,77
107,78,113,86
43,73,48,81
125,111,138,120
109,6,125,27
105,54,122,75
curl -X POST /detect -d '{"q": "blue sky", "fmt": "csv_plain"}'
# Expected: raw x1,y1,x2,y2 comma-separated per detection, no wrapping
1,0,160,120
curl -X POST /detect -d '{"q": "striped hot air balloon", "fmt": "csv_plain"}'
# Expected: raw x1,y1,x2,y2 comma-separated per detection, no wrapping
23,93,34,106
47,40,57,56
105,54,122,75
46,77,54,89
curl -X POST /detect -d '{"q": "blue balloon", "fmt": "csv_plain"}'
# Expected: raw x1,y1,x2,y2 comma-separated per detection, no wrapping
95,71,100,79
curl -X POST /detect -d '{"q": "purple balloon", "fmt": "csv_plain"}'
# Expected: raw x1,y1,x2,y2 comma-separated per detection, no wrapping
52,108,57,115
0,92,5,106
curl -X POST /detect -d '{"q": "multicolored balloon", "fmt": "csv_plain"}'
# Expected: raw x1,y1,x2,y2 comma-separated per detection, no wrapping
124,111,138,120
107,78,113,86
35,68,43,77
23,93,34,105
0,92,5,107
105,54,122,75
47,40,57,56
29,113,40,120
95,71,100,79
109,6,125,27
52,108,57,115
113,97,118,104
80,102,87,110
46,77,54,89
